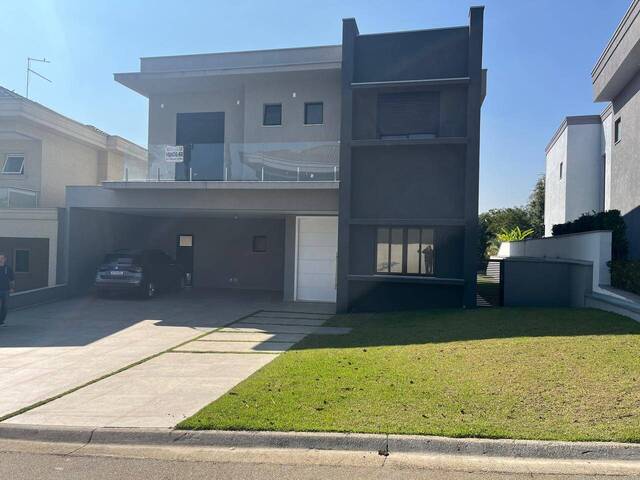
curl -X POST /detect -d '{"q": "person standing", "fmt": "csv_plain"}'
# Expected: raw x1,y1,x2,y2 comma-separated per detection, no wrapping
0,254,15,326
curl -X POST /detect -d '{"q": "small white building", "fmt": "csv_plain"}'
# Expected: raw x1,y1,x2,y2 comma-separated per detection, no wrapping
543,107,612,237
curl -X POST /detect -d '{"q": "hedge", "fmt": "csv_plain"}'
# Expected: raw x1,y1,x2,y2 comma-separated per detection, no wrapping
609,260,640,296
552,210,628,260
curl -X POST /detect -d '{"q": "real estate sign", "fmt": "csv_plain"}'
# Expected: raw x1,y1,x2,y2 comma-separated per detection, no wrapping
165,145,184,163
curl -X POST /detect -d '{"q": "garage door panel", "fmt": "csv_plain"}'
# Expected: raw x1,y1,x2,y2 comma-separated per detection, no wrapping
296,216,338,302
298,259,336,275
298,272,336,288
298,232,337,247
297,286,335,303
298,246,337,261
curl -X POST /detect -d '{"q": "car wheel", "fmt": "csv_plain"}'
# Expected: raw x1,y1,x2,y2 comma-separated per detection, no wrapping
144,281,156,299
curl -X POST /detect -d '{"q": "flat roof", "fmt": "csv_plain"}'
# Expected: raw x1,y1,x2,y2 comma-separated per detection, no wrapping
545,115,602,153
115,45,342,97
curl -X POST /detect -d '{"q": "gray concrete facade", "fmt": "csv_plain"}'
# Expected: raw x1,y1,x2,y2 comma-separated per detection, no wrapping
337,9,484,312
590,0,640,258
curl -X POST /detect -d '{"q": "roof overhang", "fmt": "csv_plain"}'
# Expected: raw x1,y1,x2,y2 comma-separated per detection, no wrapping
592,0,640,102
115,45,342,98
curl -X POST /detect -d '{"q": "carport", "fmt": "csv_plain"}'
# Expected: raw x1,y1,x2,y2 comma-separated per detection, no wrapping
63,181,339,303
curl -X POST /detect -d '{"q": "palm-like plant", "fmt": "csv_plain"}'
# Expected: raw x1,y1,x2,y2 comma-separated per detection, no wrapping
496,226,534,242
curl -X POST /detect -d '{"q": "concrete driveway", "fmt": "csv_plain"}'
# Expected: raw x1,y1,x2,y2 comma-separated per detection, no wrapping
0,290,335,428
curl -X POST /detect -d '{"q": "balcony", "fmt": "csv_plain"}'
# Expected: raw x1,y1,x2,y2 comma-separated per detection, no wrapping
110,141,340,185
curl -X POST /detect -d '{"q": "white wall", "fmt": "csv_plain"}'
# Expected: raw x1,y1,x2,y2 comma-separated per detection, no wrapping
566,123,604,222
602,111,613,210
497,230,612,291
544,128,567,236
0,208,59,287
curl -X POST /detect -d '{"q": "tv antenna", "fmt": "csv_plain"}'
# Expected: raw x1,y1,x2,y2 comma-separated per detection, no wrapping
26,57,51,99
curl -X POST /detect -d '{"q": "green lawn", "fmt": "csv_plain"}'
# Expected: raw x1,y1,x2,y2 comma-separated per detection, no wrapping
178,308,640,442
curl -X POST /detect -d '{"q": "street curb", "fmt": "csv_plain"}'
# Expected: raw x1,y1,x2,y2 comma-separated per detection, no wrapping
1,424,639,462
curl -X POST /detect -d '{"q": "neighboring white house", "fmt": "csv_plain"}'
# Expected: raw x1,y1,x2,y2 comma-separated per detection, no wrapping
0,86,147,291
544,108,612,237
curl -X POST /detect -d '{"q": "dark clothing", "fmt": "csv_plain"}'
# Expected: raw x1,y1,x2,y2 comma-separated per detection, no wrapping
0,265,14,291
0,265,14,324
0,292,7,324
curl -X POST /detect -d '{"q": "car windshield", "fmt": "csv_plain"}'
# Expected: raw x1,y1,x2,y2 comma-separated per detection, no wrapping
103,253,141,265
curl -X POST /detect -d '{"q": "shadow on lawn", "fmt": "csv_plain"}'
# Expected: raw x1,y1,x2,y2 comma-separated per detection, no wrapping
292,307,640,350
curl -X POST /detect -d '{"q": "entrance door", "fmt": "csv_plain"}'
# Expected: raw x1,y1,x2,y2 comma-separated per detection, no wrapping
175,112,225,181
176,234,194,286
295,217,338,302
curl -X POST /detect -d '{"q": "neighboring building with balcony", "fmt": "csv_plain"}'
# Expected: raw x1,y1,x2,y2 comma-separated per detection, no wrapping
66,7,485,311
545,0,640,259
0,86,147,291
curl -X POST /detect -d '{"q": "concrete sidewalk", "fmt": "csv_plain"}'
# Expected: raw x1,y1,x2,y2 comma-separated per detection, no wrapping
3,308,337,427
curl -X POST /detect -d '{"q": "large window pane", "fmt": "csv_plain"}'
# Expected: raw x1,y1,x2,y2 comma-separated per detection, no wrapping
421,229,435,275
376,228,390,273
406,228,421,274
304,102,323,125
390,228,403,273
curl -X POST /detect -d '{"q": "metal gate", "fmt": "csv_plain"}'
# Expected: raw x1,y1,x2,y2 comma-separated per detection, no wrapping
477,259,504,307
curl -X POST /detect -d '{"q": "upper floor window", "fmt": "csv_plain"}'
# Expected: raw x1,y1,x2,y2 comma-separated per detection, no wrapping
263,104,282,126
304,102,323,125
376,227,435,276
377,91,440,139
614,117,622,143
3,154,24,175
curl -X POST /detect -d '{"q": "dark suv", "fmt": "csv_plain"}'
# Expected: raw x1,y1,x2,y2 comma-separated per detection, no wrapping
95,249,185,298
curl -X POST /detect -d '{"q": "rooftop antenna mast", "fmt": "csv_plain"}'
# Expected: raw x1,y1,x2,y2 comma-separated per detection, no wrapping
26,57,51,99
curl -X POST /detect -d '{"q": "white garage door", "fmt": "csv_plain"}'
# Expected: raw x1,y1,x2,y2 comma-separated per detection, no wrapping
296,216,338,302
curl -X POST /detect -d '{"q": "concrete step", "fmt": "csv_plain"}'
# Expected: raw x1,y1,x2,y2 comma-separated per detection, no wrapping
585,291,640,323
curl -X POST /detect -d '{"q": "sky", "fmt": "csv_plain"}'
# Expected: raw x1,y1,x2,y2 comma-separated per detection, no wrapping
0,0,631,212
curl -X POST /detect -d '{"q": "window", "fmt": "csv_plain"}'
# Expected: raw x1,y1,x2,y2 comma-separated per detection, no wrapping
559,162,563,180
0,188,37,208
304,102,323,125
178,235,193,247
3,154,24,175
263,104,282,126
614,117,622,143
377,92,440,139
376,227,435,275
14,249,29,273
252,235,267,253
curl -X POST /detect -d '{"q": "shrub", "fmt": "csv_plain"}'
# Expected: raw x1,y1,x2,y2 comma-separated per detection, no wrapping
552,210,628,260
608,260,640,295
496,226,534,242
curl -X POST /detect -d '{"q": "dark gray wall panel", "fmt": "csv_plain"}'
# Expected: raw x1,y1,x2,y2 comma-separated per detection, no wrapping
350,145,466,219
354,27,469,82
348,281,463,311
0,237,49,292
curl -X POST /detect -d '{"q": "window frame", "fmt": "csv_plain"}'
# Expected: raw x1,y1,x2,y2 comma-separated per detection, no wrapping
14,248,30,274
304,102,324,125
252,235,268,253
262,103,283,127
3,154,25,175
7,188,38,208
614,117,622,143
375,226,435,277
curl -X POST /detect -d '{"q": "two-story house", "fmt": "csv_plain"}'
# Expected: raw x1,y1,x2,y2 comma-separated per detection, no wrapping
64,8,485,312
0,86,147,291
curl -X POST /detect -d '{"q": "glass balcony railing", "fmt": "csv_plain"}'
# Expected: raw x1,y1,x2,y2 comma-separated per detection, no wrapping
122,142,339,182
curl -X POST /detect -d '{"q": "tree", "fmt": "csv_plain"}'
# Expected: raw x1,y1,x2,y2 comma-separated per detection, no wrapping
527,175,545,237
479,207,533,259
